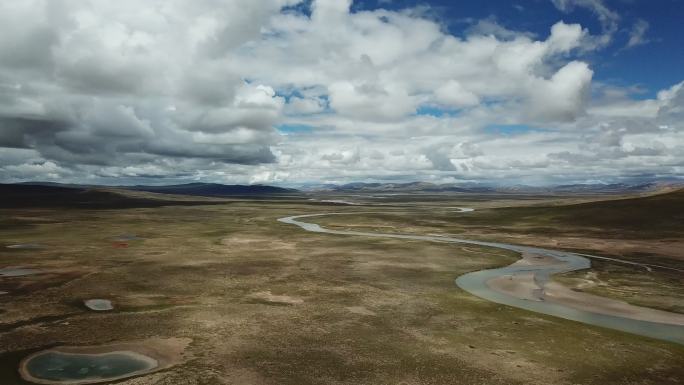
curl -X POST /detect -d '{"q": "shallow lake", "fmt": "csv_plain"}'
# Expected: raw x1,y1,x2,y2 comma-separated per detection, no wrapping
23,350,157,384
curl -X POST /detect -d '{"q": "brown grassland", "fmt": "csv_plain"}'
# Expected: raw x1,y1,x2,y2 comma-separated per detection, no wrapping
0,188,683,384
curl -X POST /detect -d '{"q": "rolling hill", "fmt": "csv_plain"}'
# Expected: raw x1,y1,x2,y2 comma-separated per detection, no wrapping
0,184,212,209
460,188,684,239
125,183,297,197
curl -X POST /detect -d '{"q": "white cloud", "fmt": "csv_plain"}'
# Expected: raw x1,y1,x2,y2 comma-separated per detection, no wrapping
328,81,416,122
0,0,681,185
550,0,619,48
547,21,586,53
528,61,593,121
285,96,327,115
626,19,650,48
465,17,536,41
434,81,480,108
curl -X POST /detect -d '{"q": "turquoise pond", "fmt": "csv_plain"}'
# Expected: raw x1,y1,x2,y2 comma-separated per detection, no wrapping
23,351,157,383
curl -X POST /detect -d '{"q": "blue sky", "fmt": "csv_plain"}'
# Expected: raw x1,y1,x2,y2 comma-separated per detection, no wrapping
0,0,682,186
352,0,683,94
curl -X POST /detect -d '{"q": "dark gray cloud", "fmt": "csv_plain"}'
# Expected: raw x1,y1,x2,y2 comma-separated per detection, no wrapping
0,0,287,182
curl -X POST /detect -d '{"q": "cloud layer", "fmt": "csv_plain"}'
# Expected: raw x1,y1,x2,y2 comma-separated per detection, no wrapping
0,0,681,185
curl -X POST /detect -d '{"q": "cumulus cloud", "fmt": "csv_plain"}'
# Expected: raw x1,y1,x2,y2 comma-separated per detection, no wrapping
0,0,681,185
543,82,684,181
434,81,480,108
550,0,619,48
0,0,291,175
528,61,593,121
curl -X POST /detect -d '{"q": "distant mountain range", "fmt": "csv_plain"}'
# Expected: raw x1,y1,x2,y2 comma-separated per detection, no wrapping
0,182,301,208
313,181,683,194
6,180,682,199
14,182,298,197
125,183,297,196
0,183,196,209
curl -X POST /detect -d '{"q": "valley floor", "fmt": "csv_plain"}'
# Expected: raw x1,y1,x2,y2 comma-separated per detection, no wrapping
1,193,683,384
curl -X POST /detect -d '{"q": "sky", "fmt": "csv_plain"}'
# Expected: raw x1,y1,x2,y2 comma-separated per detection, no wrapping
0,0,683,187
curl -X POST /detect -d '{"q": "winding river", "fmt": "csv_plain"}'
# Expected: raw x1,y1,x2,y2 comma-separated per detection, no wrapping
278,212,684,345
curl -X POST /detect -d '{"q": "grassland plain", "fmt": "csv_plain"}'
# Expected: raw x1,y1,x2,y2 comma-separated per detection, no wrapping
310,190,684,312
1,193,683,384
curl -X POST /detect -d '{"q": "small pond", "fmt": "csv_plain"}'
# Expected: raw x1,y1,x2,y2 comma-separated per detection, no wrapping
21,350,157,384
83,299,113,311
0,267,39,277
6,243,43,249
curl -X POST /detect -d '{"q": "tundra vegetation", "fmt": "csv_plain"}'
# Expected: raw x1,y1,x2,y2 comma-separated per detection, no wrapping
0,188,682,385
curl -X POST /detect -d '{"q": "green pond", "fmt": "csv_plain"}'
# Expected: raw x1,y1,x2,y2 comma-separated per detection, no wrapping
24,351,157,383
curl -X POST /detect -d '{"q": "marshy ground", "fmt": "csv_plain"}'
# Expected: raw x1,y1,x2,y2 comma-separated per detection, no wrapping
0,191,683,384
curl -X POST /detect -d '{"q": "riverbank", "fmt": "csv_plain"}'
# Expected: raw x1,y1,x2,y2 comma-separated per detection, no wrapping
280,213,684,345
487,253,684,326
